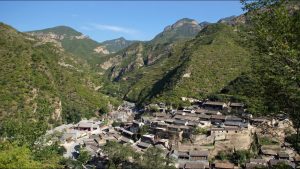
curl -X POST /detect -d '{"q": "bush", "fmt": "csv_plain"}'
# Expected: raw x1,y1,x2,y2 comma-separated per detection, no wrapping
285,134,300,153
192,127,208,135
259,137,279,145
112,121,121,127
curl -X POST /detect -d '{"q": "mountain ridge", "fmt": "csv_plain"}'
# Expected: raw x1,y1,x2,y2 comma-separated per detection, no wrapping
26,26,137,65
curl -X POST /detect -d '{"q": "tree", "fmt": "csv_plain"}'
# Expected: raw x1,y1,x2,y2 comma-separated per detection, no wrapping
139,125,149,136
0,141,43,169
63,107,81,123
141,147,176,169
77,148,91,165
271,162,293,169
241,0,300,147
102,141,139,168
231,150,253,166
99,106,109,115
0,142,41,169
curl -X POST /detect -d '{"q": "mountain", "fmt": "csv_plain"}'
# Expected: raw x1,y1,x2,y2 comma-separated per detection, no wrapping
199,21,212,27
100,22,252,106
101,37,137,53
151,18,203,44
218,15,247,26
99,18,204,80
0,23,116,132
27,26,135,65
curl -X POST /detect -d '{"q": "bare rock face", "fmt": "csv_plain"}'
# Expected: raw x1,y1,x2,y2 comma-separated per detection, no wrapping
28,32,65,40
27,32,64,49
94,46,110,54
100,55,122,70
146,43,173,65
52,97,62,122
108,43,146,80
70,34,89,40
183,72,191,78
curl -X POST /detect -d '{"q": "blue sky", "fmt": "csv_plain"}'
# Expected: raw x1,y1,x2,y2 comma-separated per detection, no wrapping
0,1,244,42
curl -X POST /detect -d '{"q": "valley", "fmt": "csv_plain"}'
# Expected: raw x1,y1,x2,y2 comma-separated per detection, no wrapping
0,0,299,169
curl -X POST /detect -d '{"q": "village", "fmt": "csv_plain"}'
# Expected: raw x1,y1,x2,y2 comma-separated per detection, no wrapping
43,99,300,169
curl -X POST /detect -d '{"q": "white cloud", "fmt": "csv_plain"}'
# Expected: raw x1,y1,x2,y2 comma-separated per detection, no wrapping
80,23,139,35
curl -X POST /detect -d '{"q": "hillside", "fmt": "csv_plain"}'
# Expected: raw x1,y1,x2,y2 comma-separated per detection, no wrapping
27,26,135,66
101,37,137,53
101,23,252,106
99,18,204,81
0,23,115,135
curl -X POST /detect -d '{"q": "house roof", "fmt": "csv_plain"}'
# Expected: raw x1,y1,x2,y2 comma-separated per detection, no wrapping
154,144,166,150
210,128,226,132
121,128,134,136
174,115,188,120
178,151,189,158
203,101,226,106
164,119,174,123
224,126,241,131
85,145,99,156
210,126,241,132
184,161,209,169
112,133,121,140
174,119,188,125
245,163,265,169
187,122,197,126
251,118,268,122
229,102,244,107
211,115,226,120
205,110,221,115
249,158,267,164
189,150,209,157
224,121,242,127
261,148,277,156
89,134,100,140
83,138,97,145
225,116,242,121
174,115,198,121
269,159,295,168
184,113,199,117
77,122,94,128
178,162,185,169
214,162,234,169
195,109,208,114
278,151,289,158
137,142,152,149
153,112,168,117
198,114,211,119
119,136,133,144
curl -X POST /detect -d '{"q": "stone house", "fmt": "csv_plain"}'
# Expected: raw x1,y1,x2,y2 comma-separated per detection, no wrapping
213,162,234,169
202,101,228,111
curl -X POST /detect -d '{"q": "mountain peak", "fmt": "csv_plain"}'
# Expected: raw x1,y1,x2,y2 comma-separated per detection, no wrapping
164,18,199,32
175,18,198,24
151,18,202,44
100,37,136,53
217,15,246,26
218,15,237,23
199,21,212,27
27,25,82,37
117,37,126,40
